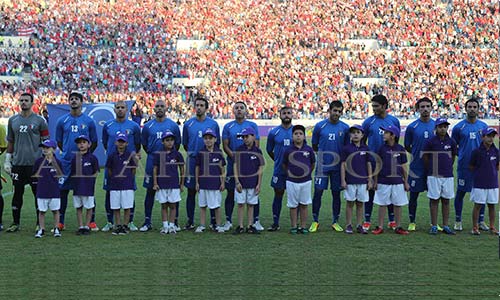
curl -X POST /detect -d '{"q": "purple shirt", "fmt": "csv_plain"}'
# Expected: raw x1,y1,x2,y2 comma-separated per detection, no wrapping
470,144,499,189
105,151,137,191
153,149,185,189
33,157,63,199
71,152,99,196
341,143,372,184
376,143,407,185
234,144,265,189
196,146,226,190
422,135,457,178
283,144,316,183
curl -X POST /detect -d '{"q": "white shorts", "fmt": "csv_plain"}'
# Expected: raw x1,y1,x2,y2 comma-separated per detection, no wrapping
235,188,259,205
110,190,134,209
38,198,61,212
470,188,499,205
156,189,181,204
427,177,455,200
286,180,312,208
73,196,95,209
344,184,369,202
374,184,408,206
199,190,222,209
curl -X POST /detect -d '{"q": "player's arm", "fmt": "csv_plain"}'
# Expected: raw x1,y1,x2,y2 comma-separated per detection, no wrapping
89,121,98,153
367,160,373,189
178,158,185,192
233,151,242,192
401,157,410,191
134,125,142,153
153,165,159,190
468,150,477,171
266,133,275,160
222,139,233,160
195,164,200,192
311,124,320,152
252,123,261,148
219,160,225,192
141,126,149,153
182,124,189,152
340,161,347,189
102,125,109,151
404,126,412,153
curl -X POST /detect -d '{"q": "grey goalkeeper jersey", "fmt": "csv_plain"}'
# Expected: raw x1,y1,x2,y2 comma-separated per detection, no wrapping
7,113,49,166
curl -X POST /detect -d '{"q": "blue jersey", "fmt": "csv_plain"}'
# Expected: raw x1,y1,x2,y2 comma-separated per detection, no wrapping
142,118,181,174
404,118,435,175
362,114,400,153
55,113,98,163
451,119,488,170
311,119,350,172
182,117,220,158
222,120,260,172
266,125,293,176
102,119,141,155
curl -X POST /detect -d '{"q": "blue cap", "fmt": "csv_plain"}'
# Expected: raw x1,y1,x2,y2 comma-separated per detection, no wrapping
161,130,175,140
74,135,91,143
380,125,400,137
434,118,450,127
39,139,57,149
482,127,498,136
349,124,364,133
115,132,128,142
202,128,217,138
237,127,256,137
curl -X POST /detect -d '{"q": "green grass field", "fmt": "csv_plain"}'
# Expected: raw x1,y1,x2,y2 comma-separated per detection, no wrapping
1,137,500,299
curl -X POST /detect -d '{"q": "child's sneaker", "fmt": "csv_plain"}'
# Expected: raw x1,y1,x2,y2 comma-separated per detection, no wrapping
89,222,99,232
35,229,45,238
362,221,371,231
489,227,498,235
0,224,3,231
331,223,343,232
6,223,20,233
168,225,177,234
471,227,480,235
101,222,114,232
267,224,280,232
253,221,264,231
223,221,233,231
160,227,169,235
300,227,309,234
429,225,438,235
216,225,225,233
442,226,455,235
345,224,353,234
309,221,319,233
408,223,416,231
112,225,122,235
184,223,195,231
139,223,153,232
174,222,181,232
372,226,383,235
437,224,443,232
195,225,206,233
454,221,463,231
233,226,245,235
478,222,489,231
246,225,260,234
53,227,61,237
128,222,139,232
395,227,409,235
290,227,298,235
356,225,368,234
388,221,397,230
119,225,128,235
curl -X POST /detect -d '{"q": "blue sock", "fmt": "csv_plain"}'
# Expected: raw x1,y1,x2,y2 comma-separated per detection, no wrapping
364,190,375,222
144,188,155,225
272,194,283,225
105,191,113,223
225,190,235,223
454,190,466,222
186,188,196,224
388,205,395,222
408,192,419,223
59,190,69,224
312,189,323,222
253,200,260,223
331,191,341,223
479,204,485,223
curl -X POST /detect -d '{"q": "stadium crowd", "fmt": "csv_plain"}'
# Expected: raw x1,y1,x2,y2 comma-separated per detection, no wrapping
0,0,498,120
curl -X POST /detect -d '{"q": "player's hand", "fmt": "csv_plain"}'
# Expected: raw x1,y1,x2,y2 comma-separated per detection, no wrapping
4,153,12,174
135,153,141,160
195,183,200,192
220,182,225,192
404,182,410,192
367,178,373,190
373,182,378,191
255,184,260,195
341,180,347,189
236,182,243,193
153,184,159,191
179,184,184,193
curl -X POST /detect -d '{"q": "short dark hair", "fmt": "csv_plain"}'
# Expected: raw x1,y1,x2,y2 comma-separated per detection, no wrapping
465,97,480,108
371,94,388,107
194,96,208,108
234,101,247,108
416,97,432,108
329,100,343,110
292,124,305,134
20,92,34,102
280,106,293,113
69,92,83,101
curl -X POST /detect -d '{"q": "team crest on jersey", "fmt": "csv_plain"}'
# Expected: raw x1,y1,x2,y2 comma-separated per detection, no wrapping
360,151,366,155
491,156,497,161
83,162,92,167
392,153,400,158
303,151,310,158
123,160,130,165
444,145,451,150
212,157,220,163
170,159,178,163
250,155,257,160
30,124,35,129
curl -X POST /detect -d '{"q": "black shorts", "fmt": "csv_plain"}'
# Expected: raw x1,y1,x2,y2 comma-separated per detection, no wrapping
11,165,35,187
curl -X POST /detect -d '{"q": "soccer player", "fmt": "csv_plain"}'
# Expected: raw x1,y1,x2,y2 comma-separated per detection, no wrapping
469,128,499,235
232,127,265,234
183,96,220,230
404,97,435,231
266,106,294,231
283,125,315,234
4,93,49,232
194,128,226,233
222,101,262,231
451,98,488,231
422,118,457,235
71,135,99,235
372,125,409,235
55,92,98,230
361,94,399,230
139,100,181,232
309,100,350,233
101,100,141,232
0,123,7,231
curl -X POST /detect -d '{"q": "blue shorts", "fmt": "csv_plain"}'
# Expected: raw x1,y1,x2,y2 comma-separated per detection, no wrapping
457,168,473,192
184,157,197,189
59,161,73,190
408,174,427,193
271,173,287,190
314,170,342,191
